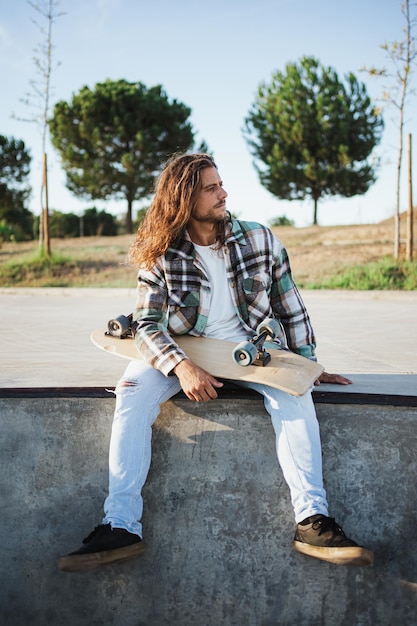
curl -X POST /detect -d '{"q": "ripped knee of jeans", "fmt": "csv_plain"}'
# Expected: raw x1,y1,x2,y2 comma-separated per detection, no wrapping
114,378,142,395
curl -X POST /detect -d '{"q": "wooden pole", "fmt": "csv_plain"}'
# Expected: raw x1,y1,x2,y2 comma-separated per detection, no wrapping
43,152,51,257
407,134,414,261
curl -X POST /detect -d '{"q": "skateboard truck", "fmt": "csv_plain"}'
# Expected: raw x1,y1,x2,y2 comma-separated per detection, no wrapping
232,318,281,367
247,332,272,366
106,314,137,339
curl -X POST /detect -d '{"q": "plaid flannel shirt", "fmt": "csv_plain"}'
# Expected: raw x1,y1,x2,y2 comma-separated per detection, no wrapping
133,219,316,376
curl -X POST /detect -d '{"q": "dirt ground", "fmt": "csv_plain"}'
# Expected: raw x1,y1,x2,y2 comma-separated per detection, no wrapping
272,217,410,284
0,215,415,287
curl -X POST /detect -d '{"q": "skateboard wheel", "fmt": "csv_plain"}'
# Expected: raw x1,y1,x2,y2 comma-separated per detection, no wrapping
107,315,131,337
256,318,280,340
232,341,258,366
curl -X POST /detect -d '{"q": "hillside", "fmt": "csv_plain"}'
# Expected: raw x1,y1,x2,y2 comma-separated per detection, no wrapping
0,216,415,288
272,219,405,285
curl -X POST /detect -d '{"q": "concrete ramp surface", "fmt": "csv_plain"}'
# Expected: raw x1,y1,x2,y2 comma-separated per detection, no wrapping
1,394,417,625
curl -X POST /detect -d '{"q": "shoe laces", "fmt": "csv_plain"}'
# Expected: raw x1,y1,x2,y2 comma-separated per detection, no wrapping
82,524,109,544
311,516,346,537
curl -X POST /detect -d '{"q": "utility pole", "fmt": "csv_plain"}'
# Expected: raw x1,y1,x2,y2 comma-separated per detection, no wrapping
407,133,414,260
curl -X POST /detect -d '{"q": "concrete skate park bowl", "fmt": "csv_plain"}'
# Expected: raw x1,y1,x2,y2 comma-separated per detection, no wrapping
1,384,417,626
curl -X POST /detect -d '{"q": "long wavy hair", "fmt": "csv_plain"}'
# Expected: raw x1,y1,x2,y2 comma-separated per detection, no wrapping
128,153,231,269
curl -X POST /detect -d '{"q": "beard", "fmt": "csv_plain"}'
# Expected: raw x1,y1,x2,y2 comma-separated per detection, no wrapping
191,203,227,224
192,213,226,224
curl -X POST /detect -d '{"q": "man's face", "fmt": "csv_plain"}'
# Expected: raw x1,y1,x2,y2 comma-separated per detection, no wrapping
192,166,228,223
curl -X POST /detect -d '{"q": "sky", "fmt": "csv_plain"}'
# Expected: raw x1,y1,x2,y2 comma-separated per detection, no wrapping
0,0,416,228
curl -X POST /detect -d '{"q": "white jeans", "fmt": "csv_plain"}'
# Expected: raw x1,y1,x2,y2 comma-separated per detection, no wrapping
103,360,328,537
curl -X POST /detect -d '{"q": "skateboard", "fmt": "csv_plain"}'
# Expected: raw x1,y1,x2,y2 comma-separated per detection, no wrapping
91,314,324,396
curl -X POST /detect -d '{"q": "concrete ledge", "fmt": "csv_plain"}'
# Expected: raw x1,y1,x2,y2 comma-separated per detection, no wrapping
1,381,416,406
1,393,417,625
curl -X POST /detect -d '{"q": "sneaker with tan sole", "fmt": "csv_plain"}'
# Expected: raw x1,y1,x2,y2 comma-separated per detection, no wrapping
58,523,144,573
293,514,374,566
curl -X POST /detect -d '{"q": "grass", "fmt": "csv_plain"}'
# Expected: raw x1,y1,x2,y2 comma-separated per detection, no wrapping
0,247,135,288
306,257,417,290
0,235,416,289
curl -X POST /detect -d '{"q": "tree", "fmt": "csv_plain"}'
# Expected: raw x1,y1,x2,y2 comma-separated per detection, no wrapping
49,209,80,238
269,215,295,227
363,0,417,258
17,0,65,255
82,207,118,237
49,79,200,233
0,135,33,240
244,56,384,225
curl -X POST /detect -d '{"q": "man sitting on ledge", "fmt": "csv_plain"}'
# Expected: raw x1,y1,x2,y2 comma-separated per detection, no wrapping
59,153,373,572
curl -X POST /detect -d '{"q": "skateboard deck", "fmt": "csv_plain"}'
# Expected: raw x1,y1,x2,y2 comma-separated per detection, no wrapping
91,329,324,396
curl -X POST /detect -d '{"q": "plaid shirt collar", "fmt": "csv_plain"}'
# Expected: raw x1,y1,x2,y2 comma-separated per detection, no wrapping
165,220,248,261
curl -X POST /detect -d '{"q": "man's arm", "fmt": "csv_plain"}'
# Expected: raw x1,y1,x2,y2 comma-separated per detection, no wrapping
133,265,189,375
269,236,352,386
270,243,316,359
133,265,224,397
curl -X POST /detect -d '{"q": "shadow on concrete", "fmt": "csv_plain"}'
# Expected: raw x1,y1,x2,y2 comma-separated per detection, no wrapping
1,392,417,625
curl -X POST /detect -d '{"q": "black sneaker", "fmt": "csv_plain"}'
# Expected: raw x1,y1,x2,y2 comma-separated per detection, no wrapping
58,524,144,572
293,514,374,566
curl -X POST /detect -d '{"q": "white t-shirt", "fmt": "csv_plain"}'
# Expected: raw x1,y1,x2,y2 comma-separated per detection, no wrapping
193,244,248,342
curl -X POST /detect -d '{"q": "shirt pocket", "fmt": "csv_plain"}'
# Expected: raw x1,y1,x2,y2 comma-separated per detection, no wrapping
168,290,200,333
241,274,273,318
242,274,271,299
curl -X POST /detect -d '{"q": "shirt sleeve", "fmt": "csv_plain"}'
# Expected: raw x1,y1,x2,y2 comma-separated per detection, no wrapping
132,263,189,376
269,236,317,359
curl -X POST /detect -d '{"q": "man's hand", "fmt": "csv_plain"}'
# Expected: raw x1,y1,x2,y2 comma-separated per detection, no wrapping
315,371,353,386
174,359,223,402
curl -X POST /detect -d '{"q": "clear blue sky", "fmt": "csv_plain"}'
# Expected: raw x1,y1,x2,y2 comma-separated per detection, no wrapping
1,0,415,227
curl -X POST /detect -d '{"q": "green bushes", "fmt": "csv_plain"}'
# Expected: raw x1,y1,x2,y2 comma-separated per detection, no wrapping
307,257,417,290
